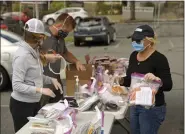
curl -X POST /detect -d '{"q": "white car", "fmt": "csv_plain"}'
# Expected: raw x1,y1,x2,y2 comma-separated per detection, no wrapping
1,12,21,20
42,7,89,25
0,30,22,91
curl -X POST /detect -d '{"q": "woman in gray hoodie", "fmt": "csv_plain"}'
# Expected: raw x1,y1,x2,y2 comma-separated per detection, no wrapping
9,18,62,132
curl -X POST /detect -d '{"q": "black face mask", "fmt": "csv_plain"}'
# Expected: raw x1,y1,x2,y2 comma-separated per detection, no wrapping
58,30,69,38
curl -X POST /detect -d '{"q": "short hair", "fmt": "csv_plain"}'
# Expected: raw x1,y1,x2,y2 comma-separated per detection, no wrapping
55,13,76,29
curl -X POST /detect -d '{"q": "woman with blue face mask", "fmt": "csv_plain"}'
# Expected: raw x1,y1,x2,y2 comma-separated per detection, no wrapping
120,25,173,134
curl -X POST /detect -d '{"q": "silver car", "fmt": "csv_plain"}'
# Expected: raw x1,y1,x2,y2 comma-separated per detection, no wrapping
0,30,22,91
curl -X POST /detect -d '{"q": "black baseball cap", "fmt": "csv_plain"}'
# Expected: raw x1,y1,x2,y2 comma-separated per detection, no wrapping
128,25,154,41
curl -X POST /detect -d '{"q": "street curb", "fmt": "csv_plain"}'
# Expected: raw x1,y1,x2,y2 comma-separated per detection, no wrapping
119,19,184,24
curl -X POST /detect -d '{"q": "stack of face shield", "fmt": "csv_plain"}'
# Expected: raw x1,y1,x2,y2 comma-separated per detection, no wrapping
28,117,56,134
30,100,78,134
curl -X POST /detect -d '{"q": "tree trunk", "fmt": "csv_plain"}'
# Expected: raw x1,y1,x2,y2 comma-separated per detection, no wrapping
7,1,12,12
130,1,136,20
43,1,48,10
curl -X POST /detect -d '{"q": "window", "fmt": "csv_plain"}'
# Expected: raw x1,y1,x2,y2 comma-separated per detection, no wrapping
73,9,81,12
56,9,65,14
79,18,102,27
66,9,74,13
0,33,19,43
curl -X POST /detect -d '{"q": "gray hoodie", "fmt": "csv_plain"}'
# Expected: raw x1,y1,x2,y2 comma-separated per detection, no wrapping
11,40,52,103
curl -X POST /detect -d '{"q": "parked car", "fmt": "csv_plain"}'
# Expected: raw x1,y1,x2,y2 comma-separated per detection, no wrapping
1,12,30,24
73,17,116,46
0,18,8,30
0,30,22,91
42,7,88,25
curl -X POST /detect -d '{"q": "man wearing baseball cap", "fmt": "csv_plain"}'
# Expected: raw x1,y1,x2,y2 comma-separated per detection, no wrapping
10,18,62,132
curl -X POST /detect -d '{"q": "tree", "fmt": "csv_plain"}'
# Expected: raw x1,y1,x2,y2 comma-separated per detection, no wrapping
130,1,136,20
122,1,127,6
7,1,13,12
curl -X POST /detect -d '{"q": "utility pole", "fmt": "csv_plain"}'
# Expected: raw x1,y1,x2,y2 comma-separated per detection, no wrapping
64,0,66,8
130,1,135,20
35,2,39,19
157,2,161,26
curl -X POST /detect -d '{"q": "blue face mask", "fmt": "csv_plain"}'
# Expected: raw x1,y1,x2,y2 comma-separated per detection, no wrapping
132,41,145,52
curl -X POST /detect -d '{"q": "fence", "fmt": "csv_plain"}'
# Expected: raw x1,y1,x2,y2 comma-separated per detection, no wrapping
122,6,154,20
115,21,184,38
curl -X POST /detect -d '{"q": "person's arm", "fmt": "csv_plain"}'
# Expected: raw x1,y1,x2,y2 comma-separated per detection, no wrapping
43,75,52,85
155,55,173,91
12,55,38,94
61,50,78,64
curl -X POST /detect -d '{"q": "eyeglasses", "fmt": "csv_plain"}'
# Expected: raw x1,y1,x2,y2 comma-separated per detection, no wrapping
32,33,47,40
132,40,144,44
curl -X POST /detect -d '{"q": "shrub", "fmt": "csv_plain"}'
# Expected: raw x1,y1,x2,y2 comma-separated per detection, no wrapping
96,2,122,15
39,1,65,19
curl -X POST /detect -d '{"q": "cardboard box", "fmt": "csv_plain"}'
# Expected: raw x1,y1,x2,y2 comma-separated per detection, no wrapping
66,64,92,96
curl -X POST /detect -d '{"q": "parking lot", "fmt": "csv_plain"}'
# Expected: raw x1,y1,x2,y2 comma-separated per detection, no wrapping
1,25,184,134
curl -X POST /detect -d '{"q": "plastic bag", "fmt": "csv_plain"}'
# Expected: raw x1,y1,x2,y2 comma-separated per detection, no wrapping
130,73,162,90
71,106,102,134
98,84,124,107
38,100,69,119
78,95,99,112
60,108,78,127
129,86,155,107
29,119,56,134
55,115,74,134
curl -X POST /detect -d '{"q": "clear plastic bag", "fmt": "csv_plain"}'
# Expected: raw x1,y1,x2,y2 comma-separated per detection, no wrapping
38,100,69,119
98,84,124,107
60,108,78,127
130,73,162,90
129,73,162,107
29,119,56,134
55,115,74,134
78,95,99,112
71,107,102,134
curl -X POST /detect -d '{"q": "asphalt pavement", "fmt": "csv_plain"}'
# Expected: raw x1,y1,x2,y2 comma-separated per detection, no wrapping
0,26,184,134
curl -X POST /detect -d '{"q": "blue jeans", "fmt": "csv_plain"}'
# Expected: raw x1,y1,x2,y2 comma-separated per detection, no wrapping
130,105,166,134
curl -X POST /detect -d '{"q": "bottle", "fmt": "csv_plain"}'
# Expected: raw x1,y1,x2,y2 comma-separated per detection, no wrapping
90,77,97,94
92,65,95,77
74,76,81,101
103,70,109,83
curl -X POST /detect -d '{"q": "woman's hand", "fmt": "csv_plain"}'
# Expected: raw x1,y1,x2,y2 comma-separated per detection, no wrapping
45,54,62,63
144,73,161,81
51,78,63,94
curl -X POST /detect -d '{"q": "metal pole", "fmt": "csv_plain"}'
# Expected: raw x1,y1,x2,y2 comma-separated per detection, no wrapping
35,2,39,19
48,1,50,10
157,1,161,27
153,2,158,29
64,0,66,8
19,1,21,25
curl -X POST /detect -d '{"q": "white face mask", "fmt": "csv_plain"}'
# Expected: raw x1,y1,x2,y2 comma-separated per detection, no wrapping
39,39,44,46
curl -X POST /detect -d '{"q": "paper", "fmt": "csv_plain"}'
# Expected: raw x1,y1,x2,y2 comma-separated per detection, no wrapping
55,125,64,134
135,87,153,106
41,105,53,111
52,103,66,111
64,99,69,108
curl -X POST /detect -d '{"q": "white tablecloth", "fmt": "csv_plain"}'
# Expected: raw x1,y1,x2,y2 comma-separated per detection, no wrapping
16,112,114,134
